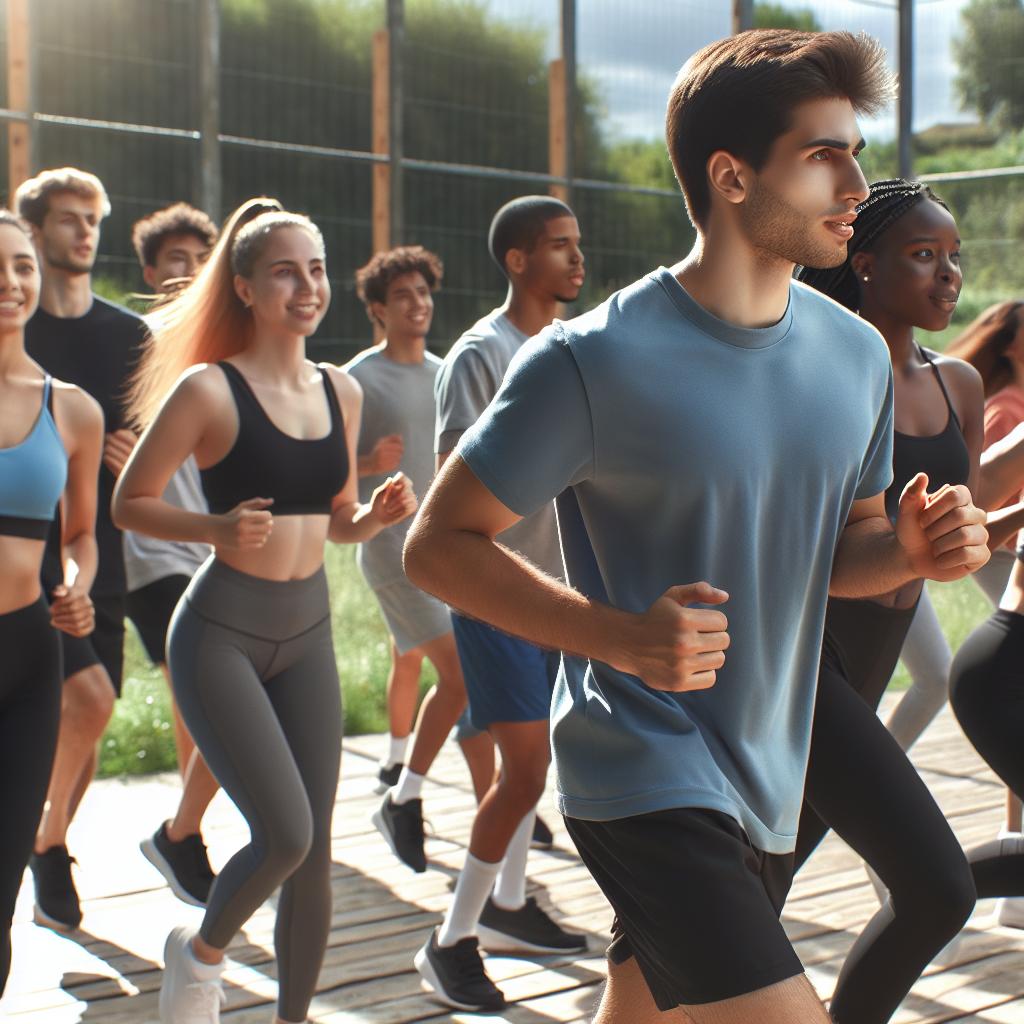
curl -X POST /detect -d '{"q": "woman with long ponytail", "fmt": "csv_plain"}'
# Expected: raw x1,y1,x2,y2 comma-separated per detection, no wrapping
114,198,416,1024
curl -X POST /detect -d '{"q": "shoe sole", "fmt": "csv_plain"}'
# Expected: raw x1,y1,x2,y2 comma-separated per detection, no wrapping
32,904,79,934
477,923,588,956
370,805,426,873
413,944,507,1012
140,836,207,908
529,839,554,850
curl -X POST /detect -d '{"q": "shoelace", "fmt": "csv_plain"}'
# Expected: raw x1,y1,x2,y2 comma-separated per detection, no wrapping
184,977,225,1020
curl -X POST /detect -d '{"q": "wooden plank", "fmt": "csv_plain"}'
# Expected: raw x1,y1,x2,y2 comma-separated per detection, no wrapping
6,0,31,198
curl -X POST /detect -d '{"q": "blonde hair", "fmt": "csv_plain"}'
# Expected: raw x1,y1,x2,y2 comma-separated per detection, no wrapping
14,167,111,226
128,197,325,428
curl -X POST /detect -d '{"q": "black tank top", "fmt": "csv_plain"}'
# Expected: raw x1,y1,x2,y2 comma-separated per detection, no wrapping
883,346,970,522
200,361,349,516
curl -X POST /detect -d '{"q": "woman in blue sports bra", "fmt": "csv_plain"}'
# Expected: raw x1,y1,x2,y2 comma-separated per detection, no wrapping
113,198,416,1024
0,210,102,998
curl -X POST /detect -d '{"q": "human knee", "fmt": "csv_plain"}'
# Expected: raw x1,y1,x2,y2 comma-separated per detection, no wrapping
64,667,115,730
262,808,314,878
897,853,975,935
496,761,548,811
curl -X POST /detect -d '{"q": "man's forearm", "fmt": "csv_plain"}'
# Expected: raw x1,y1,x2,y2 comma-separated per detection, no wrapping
829,516,916,598
404,524,631,667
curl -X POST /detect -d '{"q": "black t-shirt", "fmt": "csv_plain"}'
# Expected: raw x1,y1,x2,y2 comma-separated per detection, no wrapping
27,296,147,596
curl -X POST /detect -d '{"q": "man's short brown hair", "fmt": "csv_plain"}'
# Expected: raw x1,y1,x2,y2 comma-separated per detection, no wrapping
666,30,895,228
14,167,111,227
355,245,443,307
132,202,218,268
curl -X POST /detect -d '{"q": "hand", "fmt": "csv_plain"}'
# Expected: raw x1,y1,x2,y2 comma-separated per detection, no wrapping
103,428,137,477
896,474,989,582
615,582,730,692
370,472,418,527
211,497,274,549
367,434,404,475
50,582,94,638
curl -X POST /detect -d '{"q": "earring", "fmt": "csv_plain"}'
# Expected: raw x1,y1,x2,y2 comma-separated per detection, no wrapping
861,275,870,282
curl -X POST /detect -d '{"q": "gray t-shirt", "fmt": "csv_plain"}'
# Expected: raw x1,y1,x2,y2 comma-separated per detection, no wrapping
345,345,442,588
123,456,210,591
458,269,894,854
435,308,564,580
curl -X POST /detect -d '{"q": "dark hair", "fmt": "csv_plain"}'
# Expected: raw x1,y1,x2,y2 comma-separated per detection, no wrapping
0,209,34,241
666,30,894,228
797,178,948,311
132,202,218,268
355,245,443,307
488,195,574,276
946,300,1024,397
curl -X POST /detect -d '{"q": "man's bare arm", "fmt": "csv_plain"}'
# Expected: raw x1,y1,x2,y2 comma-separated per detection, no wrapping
831,475,989,598
404,455,730,693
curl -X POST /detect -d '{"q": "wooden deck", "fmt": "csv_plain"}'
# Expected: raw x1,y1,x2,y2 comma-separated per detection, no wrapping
4,695,1024,1023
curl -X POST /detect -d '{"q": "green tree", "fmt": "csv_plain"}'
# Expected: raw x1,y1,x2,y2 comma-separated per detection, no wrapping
955,0,1024,130
753,3,822,31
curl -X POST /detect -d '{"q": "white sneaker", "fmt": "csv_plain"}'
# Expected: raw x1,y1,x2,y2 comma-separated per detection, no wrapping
159,926,225,1023
996,897,1024,929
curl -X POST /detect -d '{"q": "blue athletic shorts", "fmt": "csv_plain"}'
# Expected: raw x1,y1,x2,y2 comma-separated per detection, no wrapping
450,612,560,729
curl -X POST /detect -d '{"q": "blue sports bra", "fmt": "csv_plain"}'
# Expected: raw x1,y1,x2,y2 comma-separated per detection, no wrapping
0,376,68,539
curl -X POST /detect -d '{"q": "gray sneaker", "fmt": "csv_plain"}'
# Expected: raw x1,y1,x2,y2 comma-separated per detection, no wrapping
478,895,588,954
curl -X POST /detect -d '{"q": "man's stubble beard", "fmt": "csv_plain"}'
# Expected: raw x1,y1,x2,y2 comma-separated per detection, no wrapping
742,178,847,272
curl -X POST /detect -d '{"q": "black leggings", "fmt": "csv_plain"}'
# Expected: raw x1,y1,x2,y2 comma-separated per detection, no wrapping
950,609,1024,896
796,598,975,1024
0,597,62,996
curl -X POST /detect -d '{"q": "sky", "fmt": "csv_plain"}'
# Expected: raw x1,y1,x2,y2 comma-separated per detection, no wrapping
485,0,976,145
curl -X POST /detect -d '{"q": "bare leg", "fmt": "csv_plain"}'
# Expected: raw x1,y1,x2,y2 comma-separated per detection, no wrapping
406,632,470,777
387,641,424,741
35,664,114,852
593,955,827,1024
167,746,220,841
469,720,549,863
162,663,196,778
458,731,496,803
1007,791,1022,833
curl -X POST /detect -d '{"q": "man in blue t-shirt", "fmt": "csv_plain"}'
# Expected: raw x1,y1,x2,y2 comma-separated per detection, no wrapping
405,30,990,1024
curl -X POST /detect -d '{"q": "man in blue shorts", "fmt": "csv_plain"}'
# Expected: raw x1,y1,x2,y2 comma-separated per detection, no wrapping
405,31,990,1024
407,196,589,1011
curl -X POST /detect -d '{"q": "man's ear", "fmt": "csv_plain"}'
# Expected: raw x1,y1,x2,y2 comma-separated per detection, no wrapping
504,247,527,277
368,301,386,330
706,150,749,208
142,265,158,290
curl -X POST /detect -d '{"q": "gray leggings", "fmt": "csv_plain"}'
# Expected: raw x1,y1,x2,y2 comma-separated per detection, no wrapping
168,559,341,1023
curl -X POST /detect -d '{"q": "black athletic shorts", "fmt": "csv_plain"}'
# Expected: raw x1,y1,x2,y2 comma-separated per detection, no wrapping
59,592,126,696
125,574,190,666
564,807,802,1009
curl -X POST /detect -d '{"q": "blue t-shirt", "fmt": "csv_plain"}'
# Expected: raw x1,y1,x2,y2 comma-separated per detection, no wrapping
457,268,894,854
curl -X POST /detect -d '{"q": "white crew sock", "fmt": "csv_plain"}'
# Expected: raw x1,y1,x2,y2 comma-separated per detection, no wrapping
492,809,535,911
383,734,409,769
437,853,501,947
392,767,425,805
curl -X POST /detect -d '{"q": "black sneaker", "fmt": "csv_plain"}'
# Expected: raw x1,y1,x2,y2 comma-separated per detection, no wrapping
140,823,215,907
531,814,554,849
478,895,588,954
414,927,507,1011
371,794,426,872
374,761,403,795
30,846,82,932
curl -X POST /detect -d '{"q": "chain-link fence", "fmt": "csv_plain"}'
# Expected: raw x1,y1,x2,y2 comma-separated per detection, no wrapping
2,0,1022,359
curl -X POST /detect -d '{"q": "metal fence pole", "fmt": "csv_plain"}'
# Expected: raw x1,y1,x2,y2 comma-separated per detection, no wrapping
198,0,222,221
560,0,576,202
387,0,404,244
898,0,913,180
6,0,32,197
732,0,754,34
372,29,392,254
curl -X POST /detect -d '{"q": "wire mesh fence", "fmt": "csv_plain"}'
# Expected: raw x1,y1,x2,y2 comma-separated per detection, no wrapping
2,0,1022,360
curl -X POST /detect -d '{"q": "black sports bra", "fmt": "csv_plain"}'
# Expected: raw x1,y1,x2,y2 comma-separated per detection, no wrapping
883,346,971,523
200,362,349,516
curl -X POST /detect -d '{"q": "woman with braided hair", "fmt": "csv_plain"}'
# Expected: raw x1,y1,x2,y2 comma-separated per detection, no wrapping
790,178,990,1024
